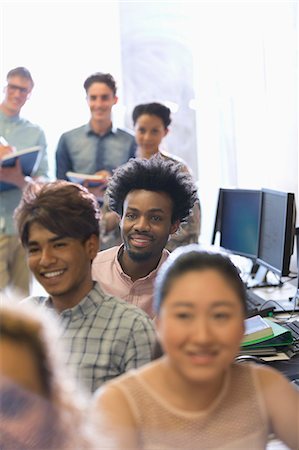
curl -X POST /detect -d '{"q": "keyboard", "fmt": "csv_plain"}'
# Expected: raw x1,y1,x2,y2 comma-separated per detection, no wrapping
246,291,274,317
246,289,299,317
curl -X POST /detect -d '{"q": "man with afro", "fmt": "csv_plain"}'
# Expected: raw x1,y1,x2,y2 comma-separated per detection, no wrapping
92,155,198,318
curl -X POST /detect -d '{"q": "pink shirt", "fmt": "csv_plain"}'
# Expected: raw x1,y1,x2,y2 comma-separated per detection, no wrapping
92,245,169,318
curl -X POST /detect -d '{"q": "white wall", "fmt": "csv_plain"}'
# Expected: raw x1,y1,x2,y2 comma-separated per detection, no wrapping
190,3,298,246
0,1,123,178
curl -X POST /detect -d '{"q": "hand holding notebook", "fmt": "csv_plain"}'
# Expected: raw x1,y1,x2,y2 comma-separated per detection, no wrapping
0,143,42,191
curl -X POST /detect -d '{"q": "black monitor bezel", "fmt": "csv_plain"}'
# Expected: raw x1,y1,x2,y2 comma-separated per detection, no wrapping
256,188,296,277
212,188,262,260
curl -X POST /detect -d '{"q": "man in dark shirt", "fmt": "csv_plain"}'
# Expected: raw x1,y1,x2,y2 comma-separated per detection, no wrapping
56,72,136,249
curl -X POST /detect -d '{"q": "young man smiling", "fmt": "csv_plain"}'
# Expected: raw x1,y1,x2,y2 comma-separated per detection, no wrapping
55,72,136,249
55,72,136,181
15,180,155,393
92,156,198,318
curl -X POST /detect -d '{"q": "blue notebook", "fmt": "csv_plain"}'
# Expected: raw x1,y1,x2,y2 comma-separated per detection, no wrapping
0,146,41,191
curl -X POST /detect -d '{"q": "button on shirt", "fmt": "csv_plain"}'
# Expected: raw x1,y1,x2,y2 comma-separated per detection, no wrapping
92,245,169,318
56,123,136,179
21,283,156,393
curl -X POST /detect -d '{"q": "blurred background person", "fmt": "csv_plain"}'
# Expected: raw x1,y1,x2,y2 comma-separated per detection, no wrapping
132,102,201,252
55,72,136,250
102,102,201,251
0,304,99,449
0,67,48,299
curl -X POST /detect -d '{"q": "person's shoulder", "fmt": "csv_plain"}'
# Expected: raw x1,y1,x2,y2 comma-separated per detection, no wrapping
100,290,153,325
92,367,142,426
161,248,170,261
60,124,87,139
103,367,139,390
95,362,154,399
115,127,135,139
90,283,154,330
159,150,190,173
93,246,119,265
20,295,47,307
232,361,292,394
251,362,291,387
18,116,45,134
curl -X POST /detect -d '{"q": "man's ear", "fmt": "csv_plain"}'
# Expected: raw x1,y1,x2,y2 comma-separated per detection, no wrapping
85,234,100,260
113,95,118,106
169,219,180,235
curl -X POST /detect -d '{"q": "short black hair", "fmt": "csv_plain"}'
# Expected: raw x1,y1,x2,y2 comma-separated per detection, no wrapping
107,155,198,224
14,180,101,247
83,72,117,95
132,102,171,128
154,244,247,315
7,67,34,87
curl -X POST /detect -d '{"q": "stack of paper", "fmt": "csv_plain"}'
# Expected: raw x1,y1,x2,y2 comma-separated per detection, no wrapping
241,316,293,348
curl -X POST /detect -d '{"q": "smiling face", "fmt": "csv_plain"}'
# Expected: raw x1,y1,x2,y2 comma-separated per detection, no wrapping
26,222,98,310
86,81,117,127
1,75,33,116
156,269,245,385
134,114,168,158
121,189,179,264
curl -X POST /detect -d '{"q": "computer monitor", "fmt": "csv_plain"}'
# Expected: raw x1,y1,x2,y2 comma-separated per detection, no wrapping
212,188,262,260
256,189,296,278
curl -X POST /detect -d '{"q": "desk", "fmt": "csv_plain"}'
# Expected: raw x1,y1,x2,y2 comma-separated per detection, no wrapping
246,281,299,380
267,354,299,381
252,279,299,315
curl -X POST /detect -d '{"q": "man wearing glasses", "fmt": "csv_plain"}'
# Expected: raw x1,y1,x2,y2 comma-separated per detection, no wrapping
0,67,48,299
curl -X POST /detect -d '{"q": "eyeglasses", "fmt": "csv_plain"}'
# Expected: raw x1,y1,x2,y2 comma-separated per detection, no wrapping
6,83,31,96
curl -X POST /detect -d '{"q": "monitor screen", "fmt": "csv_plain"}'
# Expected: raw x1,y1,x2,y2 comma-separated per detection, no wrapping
212,188,262,259
257,189,296,277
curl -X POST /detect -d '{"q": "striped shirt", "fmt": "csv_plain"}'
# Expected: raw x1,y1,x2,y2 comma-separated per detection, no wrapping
22,283,156,393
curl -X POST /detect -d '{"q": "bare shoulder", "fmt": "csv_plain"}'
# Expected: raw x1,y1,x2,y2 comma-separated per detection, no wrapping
92,380,136,427
252,365,299,450
253,364,294,389
252,363,299,411
91,379,140,449
93,361,160,412
93,380,128,408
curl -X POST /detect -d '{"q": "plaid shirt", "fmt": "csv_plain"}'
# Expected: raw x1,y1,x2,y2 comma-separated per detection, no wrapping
22,283,156,393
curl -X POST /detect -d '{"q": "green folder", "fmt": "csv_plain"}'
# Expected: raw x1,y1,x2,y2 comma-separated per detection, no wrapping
241,319,293,348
